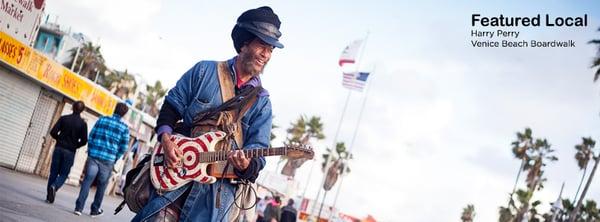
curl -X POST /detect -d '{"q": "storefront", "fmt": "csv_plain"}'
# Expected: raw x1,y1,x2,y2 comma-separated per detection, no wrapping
0,65,62,171
0,30,156,191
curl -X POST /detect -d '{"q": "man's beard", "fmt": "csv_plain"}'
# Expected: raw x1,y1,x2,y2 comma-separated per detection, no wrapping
239,51,267,77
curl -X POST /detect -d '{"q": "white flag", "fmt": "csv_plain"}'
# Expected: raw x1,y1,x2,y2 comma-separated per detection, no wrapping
338,39,363,67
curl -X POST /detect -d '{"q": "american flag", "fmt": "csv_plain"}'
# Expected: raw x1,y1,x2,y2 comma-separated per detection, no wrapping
342,72,370,91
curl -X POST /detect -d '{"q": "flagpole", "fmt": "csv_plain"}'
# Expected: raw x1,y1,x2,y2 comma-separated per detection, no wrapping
301,159,315,198
327,65,376,221
551,182,565,222
309,90,351,220
313,32,370,221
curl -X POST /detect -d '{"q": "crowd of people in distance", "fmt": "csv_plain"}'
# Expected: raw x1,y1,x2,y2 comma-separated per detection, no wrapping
255,196,298,222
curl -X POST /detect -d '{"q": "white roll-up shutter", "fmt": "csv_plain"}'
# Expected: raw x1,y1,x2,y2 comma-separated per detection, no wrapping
0,67,40,168
15,90,61,173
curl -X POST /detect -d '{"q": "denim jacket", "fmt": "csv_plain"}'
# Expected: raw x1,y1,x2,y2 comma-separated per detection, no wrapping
132,57,272,222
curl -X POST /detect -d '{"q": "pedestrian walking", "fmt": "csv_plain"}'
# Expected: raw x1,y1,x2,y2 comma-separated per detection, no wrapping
74,102,130,217
46,101,88,203
256,196,271,222
264,196,282,222
280,199,297,222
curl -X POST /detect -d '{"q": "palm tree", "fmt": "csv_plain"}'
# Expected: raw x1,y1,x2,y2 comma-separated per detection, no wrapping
102,69,137,99
461,204,475,222
321,142,351,174
321,142,353,192
304,116,325,143
573,138,595,203
276,116,306,172
561,199,600,222
501,189,546,222
499,206,514,222
270,116,278,147
559,198,576,222
500,128,558,222
591,27,600,82
141,80,167,117
284,115,325,145
527,199,544,222
502,128,533,220
509,128,534,206
579,200,600,221
286,115,306,145
280,115,325,178
514,137,557,222
569,138,598,222
64,42,106,80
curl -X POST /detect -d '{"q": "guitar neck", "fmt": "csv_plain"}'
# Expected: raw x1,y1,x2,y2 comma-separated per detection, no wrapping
202,147,286,162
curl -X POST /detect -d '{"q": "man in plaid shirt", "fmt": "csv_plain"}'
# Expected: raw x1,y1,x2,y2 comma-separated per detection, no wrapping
74,102,130,217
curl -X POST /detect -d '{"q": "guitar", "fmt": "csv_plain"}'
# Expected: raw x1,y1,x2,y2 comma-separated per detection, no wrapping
150,131,314,191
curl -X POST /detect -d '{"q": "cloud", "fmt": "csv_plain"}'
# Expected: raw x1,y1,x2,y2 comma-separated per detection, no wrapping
47,0,162,34
44,0,187,85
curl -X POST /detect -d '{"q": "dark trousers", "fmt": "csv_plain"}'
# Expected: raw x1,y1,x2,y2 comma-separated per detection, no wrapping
47,146,76,191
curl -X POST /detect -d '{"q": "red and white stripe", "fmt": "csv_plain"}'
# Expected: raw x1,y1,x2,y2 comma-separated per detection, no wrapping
338,39,363,67
342,72,366,91
151,131,226,191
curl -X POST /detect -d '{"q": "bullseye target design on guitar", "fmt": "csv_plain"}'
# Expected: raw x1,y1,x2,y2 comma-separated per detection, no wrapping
150,131,226,191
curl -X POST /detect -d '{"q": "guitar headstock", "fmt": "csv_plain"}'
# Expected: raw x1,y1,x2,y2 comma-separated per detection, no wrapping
285,144,315,160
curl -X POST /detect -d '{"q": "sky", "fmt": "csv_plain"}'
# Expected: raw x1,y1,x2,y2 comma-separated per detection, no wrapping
44,1,600,221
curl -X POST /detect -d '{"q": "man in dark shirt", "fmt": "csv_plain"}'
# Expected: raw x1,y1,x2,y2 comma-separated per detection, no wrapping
46,101,88,203
280,199,298,222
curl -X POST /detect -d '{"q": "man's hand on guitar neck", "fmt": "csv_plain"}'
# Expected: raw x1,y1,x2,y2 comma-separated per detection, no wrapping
162,133,183,169
161,132,249,171
227,150,250,171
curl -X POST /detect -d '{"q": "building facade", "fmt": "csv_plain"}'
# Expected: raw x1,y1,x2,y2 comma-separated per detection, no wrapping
0,28,157,192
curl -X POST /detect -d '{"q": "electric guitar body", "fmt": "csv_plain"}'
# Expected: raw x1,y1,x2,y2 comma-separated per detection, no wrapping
150,131,313,192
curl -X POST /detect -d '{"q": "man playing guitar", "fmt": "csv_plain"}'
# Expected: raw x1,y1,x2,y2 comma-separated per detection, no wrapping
132,6,285,222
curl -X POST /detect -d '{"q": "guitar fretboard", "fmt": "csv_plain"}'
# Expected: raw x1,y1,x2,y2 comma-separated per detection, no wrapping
198,147,286,163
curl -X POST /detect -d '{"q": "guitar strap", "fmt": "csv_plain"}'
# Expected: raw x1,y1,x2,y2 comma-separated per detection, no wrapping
217,61,247,148
210,61,259,178
214,61,259,220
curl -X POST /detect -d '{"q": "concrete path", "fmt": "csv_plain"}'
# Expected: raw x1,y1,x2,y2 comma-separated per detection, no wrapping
0,166,136,222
